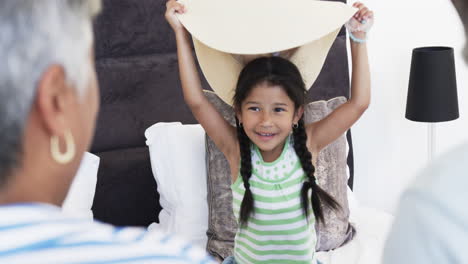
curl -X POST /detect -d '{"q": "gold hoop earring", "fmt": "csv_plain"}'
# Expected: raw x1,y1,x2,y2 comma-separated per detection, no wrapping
50,130,76,165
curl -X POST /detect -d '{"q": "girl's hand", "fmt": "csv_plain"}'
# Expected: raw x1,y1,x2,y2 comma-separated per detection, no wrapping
165,0,186,33
348,2,374,39
352,2,373,24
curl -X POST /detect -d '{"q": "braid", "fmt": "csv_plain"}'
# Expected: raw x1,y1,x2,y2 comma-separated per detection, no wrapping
235,118,254,227
292,118,341,224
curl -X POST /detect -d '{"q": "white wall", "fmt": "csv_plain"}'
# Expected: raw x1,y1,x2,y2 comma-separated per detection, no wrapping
349,0,468,214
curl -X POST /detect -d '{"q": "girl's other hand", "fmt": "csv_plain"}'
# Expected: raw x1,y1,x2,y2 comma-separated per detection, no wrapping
165,0,186,33
350,2,374,39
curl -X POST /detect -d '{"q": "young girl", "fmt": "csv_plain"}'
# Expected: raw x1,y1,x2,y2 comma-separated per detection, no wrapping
165,1,373,263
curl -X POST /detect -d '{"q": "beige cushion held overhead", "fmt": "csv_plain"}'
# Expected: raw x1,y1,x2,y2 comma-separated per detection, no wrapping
177,0,357,105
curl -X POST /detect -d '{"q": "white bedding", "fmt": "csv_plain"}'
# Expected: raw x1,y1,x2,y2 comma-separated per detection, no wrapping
316,194,394,264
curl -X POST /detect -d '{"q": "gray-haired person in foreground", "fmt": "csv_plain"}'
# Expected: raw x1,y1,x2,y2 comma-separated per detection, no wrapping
383,0,468,263
0,1,215,263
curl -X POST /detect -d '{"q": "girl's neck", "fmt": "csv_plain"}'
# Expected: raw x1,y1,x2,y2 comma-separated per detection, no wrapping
257,137,288,163
259,149,281,163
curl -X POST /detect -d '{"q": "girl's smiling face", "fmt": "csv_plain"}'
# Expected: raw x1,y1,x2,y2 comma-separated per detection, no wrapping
237,82,303,162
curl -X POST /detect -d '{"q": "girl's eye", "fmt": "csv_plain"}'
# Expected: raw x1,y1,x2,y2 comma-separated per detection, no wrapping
248,107,260,112
274,107,286,113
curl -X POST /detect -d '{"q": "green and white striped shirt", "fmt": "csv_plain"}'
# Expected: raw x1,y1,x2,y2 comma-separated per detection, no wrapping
231,136,317,264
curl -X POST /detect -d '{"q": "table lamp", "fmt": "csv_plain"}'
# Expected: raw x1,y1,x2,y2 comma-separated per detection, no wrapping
405,46,459,161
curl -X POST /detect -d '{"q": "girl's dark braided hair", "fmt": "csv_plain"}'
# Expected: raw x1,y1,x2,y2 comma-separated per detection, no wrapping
233,56,340,226
292,117,340,222
235,117,254,226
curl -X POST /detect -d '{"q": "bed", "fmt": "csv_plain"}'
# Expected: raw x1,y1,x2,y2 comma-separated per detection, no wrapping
145,123,393,264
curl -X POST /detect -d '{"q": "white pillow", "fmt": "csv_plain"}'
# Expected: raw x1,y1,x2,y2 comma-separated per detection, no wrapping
145,122,208,247
62,152,100,219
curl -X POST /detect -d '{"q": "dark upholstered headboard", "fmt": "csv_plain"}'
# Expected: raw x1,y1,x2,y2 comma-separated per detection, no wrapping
91,0,353,227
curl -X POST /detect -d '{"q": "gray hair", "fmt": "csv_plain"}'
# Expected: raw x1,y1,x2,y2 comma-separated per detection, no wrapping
0,0,101,186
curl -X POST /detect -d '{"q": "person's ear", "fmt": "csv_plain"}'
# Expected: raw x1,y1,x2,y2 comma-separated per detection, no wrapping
293,106,304,124
35,64,71,137
235,107,242,124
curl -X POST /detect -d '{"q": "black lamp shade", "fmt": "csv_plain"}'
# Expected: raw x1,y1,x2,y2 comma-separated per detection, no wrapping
405,47,459,122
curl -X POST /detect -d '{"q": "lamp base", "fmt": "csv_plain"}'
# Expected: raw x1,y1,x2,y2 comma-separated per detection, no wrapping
428,123,435,162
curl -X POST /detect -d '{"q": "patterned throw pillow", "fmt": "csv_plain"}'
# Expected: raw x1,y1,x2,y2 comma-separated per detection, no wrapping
204,91,355,259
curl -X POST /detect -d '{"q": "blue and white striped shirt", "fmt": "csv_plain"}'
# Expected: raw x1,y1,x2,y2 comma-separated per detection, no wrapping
0,203,216,264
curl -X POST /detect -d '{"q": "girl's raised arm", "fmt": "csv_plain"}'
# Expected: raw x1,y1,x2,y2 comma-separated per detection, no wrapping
165,0,239,161
306,2,372,154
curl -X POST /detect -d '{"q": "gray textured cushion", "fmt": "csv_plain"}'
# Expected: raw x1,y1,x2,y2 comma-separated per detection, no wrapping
306,98,355,251
204,91,354,259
